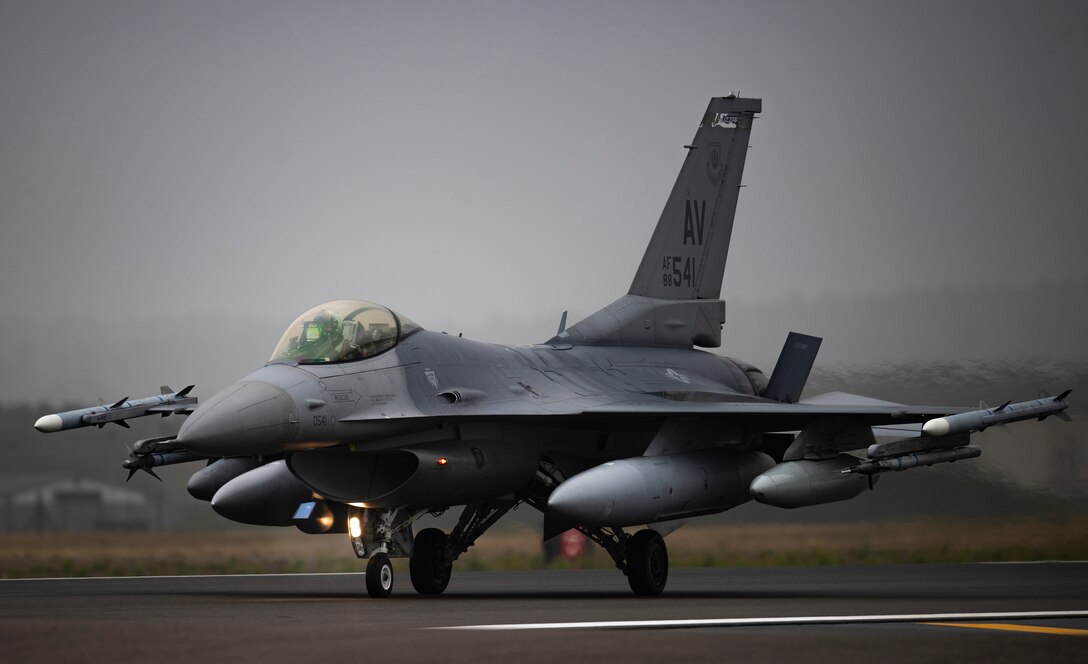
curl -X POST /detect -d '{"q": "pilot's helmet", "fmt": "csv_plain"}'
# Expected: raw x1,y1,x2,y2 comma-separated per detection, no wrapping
313,311,342,338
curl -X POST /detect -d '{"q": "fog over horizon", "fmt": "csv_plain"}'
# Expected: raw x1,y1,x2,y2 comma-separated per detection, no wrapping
3,1,1087,404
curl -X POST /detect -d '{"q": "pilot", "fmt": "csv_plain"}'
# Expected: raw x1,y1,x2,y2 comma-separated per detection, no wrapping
292,311,344,361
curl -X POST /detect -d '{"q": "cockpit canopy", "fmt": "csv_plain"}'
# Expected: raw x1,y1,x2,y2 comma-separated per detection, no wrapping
269,300,421,365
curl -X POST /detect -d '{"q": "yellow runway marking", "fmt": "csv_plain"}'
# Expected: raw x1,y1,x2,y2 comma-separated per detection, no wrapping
923,622,1088,636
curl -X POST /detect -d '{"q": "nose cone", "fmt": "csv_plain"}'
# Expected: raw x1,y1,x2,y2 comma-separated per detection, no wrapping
748,473,776,502
178,381,295,456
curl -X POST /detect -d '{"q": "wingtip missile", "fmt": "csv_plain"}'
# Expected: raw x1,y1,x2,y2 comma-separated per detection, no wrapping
922,392,1072,438
34,386,198,433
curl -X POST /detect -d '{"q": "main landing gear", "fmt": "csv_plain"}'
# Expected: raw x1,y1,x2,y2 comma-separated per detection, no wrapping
351,500,515,598
409,528,452,594
525,461,671,595
349,501,671,597
625,529,669,595
574,525,669,596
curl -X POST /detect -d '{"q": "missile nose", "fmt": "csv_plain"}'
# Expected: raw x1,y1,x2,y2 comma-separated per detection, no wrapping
34,414,63,433
922,418,950,437
177,381,296,456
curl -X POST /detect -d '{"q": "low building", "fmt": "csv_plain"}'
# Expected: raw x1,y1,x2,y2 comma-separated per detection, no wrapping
0,474,156,532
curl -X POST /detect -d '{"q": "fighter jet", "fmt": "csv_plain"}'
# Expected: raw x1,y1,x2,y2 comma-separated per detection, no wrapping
36,96,1071,597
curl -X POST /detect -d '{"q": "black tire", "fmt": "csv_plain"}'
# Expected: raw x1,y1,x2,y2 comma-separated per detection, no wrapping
365,553,394,598
626,529,668,596
410,528,453,595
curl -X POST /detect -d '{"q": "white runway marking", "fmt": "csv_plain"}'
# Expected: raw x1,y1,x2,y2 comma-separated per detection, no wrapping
433,610,1088,631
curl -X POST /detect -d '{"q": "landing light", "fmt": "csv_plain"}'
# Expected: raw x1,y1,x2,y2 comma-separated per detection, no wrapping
348,516,362,539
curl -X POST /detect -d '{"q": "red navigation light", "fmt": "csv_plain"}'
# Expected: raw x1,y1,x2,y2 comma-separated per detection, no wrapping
437,457,448,466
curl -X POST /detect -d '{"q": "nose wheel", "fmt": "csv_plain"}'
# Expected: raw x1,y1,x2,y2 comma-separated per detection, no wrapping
365,553,394,598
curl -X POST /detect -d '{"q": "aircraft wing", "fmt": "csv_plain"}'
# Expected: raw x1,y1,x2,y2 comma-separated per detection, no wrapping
338,386,1071,460
575,394,968,439
341,389,969,434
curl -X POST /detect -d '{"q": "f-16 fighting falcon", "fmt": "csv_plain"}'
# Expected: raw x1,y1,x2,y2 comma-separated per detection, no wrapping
35,96,1071,597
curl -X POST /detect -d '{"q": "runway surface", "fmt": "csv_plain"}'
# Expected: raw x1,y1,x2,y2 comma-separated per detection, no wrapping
2,563,1086,662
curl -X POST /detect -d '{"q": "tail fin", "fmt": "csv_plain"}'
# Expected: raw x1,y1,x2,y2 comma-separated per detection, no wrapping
551,96,760,349
629,96,760,300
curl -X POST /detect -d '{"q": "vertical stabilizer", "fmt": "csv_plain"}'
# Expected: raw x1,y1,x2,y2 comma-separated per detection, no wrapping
552,96,760,349
629,96,760,300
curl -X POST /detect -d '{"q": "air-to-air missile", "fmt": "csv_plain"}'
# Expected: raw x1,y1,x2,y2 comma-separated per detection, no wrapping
33,385,197,433
844,444,983,475
119,435,206,481
840,392,1072,476
921,391,1072,437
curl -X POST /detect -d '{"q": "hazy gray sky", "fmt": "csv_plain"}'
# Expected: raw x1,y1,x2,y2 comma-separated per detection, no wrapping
2,0,1086,402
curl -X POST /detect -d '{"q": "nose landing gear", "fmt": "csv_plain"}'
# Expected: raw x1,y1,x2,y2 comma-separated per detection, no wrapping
350,500,515,597
365,553,394,598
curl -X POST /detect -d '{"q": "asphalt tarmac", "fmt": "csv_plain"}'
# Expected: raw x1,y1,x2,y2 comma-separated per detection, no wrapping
2,563,1086,663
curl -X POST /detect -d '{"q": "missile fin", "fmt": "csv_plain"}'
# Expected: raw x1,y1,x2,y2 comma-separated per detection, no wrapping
993,400,1011,413
160,385,172,395
144,467,162,481
176,385,195,398
1056,389,1072,401
113,420,131,429
1056,411,1073,423
110,396,129,409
